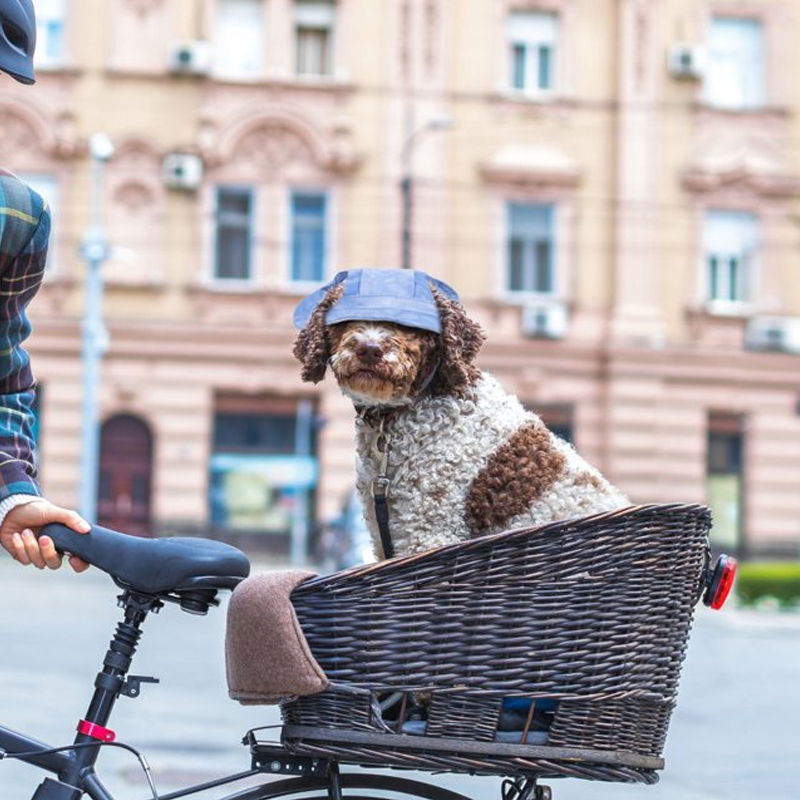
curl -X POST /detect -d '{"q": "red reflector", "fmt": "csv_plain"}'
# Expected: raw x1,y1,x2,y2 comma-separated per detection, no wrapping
709,556,737,610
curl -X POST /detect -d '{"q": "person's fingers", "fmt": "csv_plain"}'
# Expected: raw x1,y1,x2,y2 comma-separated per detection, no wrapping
46,506,91,534
20,530,45,568
38,535,64,570
68,555,90,573
11,532,32,565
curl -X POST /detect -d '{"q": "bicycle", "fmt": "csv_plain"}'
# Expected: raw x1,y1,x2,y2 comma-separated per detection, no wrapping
0,505,735,800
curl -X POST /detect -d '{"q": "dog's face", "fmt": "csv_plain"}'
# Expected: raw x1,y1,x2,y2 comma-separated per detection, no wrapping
327,321,439,407
292,282,486,401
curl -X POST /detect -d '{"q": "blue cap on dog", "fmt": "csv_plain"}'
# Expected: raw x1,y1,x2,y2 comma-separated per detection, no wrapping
292,268,460,334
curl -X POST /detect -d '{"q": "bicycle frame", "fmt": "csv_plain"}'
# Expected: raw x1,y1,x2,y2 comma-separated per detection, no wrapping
0,583,482,800
0,587,264,800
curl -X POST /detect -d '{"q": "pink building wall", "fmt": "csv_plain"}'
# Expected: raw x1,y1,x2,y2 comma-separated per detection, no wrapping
0,0,798,557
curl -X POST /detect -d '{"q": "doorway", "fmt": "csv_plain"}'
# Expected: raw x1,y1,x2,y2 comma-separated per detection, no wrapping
98,414,154,536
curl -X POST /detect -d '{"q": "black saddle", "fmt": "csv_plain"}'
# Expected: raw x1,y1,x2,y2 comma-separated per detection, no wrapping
40,523,250,597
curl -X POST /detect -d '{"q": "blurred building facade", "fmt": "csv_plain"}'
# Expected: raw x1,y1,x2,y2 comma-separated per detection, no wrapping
2,0,800,557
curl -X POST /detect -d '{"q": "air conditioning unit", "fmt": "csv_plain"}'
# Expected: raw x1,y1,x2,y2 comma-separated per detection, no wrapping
521,301,569,340
162,153,203,191
745,316,800,354
169,40,211,76
667,43,706,80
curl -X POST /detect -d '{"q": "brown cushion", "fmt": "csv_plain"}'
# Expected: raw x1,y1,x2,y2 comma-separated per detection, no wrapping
225,570,329,704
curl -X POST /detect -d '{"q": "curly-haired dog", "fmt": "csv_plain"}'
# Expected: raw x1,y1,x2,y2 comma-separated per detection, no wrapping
293,269,628,559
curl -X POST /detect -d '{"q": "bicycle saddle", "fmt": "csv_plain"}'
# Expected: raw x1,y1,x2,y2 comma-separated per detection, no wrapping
39,523,251,596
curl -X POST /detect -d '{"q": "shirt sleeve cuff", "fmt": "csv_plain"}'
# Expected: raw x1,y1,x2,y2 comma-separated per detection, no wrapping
0,494,40,529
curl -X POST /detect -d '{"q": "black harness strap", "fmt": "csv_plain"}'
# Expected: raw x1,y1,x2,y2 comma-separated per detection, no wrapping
371,477,394,559
360,406,404,561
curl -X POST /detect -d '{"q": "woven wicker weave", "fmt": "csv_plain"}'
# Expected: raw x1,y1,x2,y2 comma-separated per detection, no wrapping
281,504,711,783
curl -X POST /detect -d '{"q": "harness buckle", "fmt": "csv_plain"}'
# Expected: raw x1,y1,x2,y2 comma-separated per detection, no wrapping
372,477,390,498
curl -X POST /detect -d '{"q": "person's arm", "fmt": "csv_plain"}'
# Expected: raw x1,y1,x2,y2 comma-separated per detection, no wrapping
0,177,89,570
0,179,49,502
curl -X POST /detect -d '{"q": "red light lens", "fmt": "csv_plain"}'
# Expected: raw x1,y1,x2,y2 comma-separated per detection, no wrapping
710,557,737,610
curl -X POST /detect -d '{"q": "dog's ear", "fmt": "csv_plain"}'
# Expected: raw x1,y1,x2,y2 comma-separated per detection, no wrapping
428,287,486,396
292,285,344,383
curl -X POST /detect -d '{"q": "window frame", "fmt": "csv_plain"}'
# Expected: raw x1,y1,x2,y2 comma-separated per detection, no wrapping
288,188,329,285
213,0,266,81
704,14,766,110
506,8,560,97
293,0,336,79
702,208,759,309
33,0,66,70
213,184,256,284
505,201,558,297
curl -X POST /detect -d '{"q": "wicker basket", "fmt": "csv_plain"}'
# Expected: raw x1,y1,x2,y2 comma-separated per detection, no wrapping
281,503,711,783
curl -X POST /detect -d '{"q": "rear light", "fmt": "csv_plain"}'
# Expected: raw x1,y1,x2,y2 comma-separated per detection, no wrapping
702,554,737,610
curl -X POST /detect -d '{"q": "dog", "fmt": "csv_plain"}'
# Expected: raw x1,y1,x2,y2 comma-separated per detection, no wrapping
293,269,628,559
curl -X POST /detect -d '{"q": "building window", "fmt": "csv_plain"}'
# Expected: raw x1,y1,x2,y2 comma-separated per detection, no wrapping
707,412,745,552
294,0,335,77
33,0,66,68
209,395,318,541
507,9,559,94
214,0,265,79
703,210,758,304
290,191,327,283
705,16,765,110
214,186,253,281
507,202,555,294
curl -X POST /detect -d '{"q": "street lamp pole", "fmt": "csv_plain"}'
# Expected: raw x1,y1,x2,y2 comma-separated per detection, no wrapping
291,398,314,566
400,116,453,270
78,133,114,523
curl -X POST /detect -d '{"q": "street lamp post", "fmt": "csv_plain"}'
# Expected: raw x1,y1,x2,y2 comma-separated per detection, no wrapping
78,133,114,523
400,116,453,270
291,398,314,566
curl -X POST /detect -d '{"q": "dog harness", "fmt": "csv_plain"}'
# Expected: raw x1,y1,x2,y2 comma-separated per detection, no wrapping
357,355,441,561
360,408,396,559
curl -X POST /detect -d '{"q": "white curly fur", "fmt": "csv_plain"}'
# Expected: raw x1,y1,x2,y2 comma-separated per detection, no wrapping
355,373,628,557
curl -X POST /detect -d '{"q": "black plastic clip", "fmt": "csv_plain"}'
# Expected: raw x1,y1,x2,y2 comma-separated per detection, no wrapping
119,674,160,699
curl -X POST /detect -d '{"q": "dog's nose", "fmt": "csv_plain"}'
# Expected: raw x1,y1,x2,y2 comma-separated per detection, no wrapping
356,341,384,364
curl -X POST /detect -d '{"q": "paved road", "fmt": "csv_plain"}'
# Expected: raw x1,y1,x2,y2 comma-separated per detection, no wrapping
0,557,797,799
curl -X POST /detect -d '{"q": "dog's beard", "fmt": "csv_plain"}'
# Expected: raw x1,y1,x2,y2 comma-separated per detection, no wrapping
328,322,437,407
330,350,418,406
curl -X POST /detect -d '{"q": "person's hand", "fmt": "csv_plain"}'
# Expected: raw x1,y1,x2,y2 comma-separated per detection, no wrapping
0,499,90,572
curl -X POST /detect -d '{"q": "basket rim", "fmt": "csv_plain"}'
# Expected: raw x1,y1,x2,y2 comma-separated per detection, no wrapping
298,502,711,591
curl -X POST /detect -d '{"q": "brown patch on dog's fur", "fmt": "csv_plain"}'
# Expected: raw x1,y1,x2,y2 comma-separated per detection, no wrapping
292,285,344,383
465,422,567,535
574,472,605,491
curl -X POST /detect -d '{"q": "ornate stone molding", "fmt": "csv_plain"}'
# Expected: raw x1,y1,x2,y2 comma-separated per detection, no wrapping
682,135,800,198
479,144,582,188
199,107,361,175
0,99,80,159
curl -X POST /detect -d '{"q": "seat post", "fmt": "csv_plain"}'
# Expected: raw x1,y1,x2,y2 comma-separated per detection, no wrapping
59,591,162,786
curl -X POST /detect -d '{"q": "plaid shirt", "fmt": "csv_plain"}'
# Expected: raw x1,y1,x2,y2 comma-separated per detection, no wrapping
0,167,49,501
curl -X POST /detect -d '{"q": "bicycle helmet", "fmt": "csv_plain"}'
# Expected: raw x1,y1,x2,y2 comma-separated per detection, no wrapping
0,0,36,85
